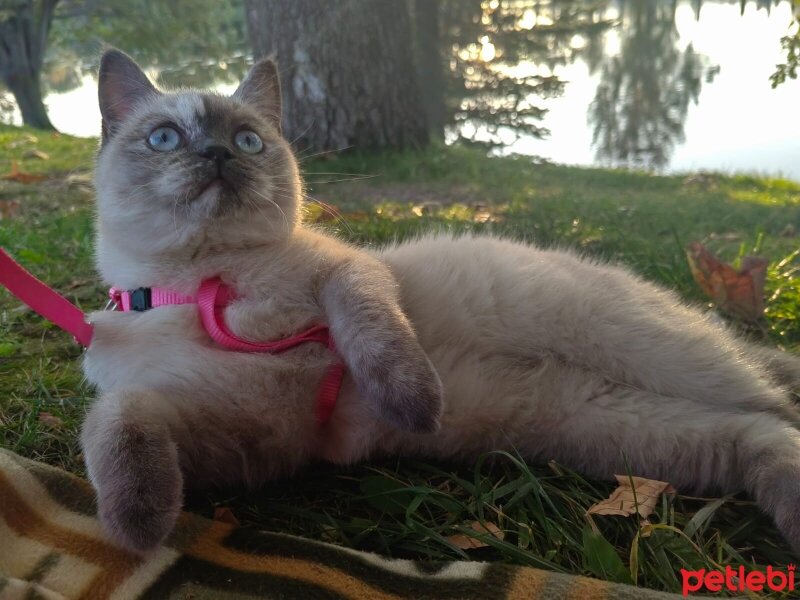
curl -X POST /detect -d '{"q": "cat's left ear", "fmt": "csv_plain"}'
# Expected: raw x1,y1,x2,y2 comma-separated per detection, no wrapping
233,59,282,135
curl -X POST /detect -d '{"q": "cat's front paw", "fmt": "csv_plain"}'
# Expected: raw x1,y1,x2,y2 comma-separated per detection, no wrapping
362,351,444,433
82,391,184,554
98,476,182,554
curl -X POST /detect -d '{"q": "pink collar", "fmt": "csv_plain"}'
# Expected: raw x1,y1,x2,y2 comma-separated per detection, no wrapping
109,279,334,351
111,278,344,425
109,286,198,312
0,248,341,425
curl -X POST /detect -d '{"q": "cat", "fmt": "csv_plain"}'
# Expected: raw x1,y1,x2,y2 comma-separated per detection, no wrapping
82,49,800,557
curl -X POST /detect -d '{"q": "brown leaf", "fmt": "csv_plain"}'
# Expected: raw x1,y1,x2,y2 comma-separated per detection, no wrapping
38,412,64,429
22,149,49,160
471,203,501,224
473,210,493,223
1,161,47,184
446,521,505,549
411,201,443,217
686,242,768,321
587,475,675,519
213,506,240,526
0,199,20,220
65,172,94,191
64,277,93,290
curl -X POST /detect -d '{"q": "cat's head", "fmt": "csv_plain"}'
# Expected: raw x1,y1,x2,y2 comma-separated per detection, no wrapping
95,49,299,283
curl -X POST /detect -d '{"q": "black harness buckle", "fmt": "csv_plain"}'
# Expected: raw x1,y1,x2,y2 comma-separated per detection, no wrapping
129,287,152,312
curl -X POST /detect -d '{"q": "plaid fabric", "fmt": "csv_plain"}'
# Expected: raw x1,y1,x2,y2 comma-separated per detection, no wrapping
0,448,689,600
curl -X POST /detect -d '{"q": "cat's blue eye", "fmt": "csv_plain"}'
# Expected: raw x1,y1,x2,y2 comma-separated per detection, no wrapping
234,130,263,154
148,126,181,152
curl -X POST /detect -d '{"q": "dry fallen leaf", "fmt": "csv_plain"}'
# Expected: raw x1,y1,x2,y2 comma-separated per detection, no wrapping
587,475,675,519
22,149,49,160
471,203,501,224
686,242,768,322
38,412,64,429
64,277,94,290
65,171,93,187
446,521,505,549
1,161,47,184
0,199,20,220
411,201,443,217
213,506,240,526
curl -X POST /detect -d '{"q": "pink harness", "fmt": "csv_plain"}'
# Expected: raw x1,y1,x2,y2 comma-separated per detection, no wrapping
0,248,343,425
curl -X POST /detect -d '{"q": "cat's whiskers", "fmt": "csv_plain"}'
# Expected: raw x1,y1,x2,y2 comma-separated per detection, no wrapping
240,183,290,234
242,195,274,234
296,145,352,164
122,180,153,199
301,194,356,237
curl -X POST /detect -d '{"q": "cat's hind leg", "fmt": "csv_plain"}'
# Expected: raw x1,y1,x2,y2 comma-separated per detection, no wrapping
523,367,800,555
81,389,183,553
521,266,797,421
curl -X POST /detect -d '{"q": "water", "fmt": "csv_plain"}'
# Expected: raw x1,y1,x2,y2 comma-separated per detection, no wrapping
507,0,800,181
10,0,800,181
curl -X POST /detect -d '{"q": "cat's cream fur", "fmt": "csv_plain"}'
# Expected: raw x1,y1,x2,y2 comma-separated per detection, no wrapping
83,50,800,555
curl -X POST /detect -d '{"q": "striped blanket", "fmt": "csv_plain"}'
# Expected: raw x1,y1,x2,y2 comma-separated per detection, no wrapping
0,448,686,599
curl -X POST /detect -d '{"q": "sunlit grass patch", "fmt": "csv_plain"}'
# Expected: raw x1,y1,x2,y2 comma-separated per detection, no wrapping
766,250,800,347
728,188,800,206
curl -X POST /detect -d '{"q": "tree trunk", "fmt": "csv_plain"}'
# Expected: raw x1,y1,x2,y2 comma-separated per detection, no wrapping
6,68,54,129
0,0,59,130
412,0,444,140
244,0,429,153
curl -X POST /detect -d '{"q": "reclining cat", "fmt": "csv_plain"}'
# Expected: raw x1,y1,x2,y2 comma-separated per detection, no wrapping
82,49,800,555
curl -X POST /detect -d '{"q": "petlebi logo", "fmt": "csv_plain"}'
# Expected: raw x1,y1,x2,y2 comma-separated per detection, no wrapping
680,565,796,596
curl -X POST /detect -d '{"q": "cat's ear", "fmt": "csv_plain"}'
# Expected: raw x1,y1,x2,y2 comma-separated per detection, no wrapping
233,59,282,134
98,49,159,139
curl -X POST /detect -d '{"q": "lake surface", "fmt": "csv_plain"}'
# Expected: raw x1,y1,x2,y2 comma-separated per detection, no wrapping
506,0,800,181
11,0,800,181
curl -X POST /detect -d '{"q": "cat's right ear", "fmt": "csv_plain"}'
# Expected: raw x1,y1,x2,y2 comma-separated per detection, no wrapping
98,49,159,140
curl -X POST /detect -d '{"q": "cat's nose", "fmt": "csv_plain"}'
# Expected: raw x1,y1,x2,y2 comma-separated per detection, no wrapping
198,145,234,162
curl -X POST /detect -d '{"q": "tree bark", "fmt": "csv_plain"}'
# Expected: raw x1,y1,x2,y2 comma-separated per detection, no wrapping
243,0,429,153
0,0,59,130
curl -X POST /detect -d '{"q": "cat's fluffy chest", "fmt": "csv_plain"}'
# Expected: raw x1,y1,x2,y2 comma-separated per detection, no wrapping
83,292,331,397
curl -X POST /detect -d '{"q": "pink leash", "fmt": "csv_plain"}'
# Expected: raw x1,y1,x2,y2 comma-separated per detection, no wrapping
0,249,342,425
0,248,93,346
196,277,344,424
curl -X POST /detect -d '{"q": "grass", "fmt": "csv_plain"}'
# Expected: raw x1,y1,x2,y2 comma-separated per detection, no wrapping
2,123,800,596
